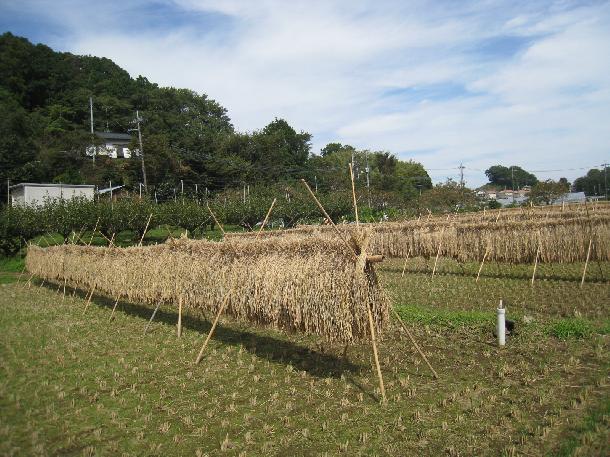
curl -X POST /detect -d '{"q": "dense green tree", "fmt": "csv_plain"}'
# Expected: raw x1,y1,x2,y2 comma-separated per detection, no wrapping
573,167,608,197
529,179,570,205
485,165,538,188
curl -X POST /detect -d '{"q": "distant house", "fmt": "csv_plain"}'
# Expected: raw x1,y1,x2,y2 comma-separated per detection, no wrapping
9,183,94,206
552,192,586,205
86,132,138,159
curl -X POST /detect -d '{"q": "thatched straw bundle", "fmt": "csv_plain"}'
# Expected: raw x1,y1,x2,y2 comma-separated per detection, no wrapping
228,214,610,263
25,235,389,343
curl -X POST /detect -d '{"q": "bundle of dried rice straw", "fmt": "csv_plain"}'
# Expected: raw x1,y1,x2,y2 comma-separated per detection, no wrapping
26,233,389,343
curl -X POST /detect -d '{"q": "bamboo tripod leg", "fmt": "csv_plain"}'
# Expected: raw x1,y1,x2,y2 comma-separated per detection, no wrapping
392,308,438,379
401,249,411,278
62,278,67,300
366,302,386,403
16,266,26,284
195,292,231,364
144,302,162,335
581,239,592,288
531,245,540,286
26,273,34,288
476,247,489,283
83,285,96,313
431,243,442,278
177,296,183,338
109,296,121,321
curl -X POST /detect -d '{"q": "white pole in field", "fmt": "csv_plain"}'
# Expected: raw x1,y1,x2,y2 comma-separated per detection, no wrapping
497,300,505,347
581,238,593,287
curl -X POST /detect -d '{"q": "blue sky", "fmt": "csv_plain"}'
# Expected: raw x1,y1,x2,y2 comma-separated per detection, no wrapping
1,0,609,186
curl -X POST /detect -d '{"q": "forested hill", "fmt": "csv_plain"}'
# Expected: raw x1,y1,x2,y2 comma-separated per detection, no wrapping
0,32,432,203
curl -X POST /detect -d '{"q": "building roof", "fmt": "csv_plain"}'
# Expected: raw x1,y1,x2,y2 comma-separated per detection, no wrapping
95,131,132,141
9,183,95,190
98,185,125,195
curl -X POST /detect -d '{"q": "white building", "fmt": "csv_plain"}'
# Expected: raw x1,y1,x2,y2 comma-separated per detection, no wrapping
86,132,137,159
9,183,95,206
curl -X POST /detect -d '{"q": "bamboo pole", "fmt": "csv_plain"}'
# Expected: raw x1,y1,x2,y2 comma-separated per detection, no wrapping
62,277,67,301
431,228,445,278
401,247,412,278
476,245,490,283
531,243,540,286
138,213,153,247
83,284,96,313
255,198,277,240
301,179,357,258
206,203,226,236
108,233,116,248
38,278,46,289
177,295,183,338
26,273,34,289
88,217,100,246
195,289,232,364
349,163,359,226
144,301,162,335
580,238,592,287
109,296,121,321
16,265,26,285
392,308,438,379
366,302,386,403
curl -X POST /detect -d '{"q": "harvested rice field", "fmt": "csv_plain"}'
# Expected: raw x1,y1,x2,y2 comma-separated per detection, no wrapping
1,259,608,456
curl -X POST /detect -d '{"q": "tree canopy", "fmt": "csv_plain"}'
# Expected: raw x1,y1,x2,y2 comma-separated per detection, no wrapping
485,165,538,188
0,32,433,212
573,167,608,196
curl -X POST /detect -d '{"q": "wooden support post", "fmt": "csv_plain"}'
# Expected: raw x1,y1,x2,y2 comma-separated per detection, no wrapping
366,302,386,403
301,179,357,259
255,198,277,240
26,273,34,289
109,296,121,321
431,229,444,278
16,265,26,284
349,162,359,226
38,278,46,289
83,284,96,313
392,308,438,379
62,278,67,301
138,213,153,247
195,290,232,364
88,217,100,246
206,203,226,236
108,233,116,248
581,238,592,288
144,301,162,335
476,245,489,283
55,281,62,293
531,244,540,286
400,247,412,278
177,295,183,338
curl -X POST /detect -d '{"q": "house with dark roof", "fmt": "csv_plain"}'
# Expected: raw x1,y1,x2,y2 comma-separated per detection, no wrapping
86,132,138,159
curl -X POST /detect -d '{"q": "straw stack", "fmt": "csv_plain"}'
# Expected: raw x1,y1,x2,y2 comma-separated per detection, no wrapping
26,234,389,343
227,213,610,263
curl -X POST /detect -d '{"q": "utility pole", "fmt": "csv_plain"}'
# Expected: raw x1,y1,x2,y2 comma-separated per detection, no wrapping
458,163,465,188
511,166,515,204
90,97,95,164
365,151,371,208
602,163,609,200
135,110,148,191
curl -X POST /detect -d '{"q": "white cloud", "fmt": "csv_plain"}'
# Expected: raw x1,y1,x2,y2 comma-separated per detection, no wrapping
9,0,610,185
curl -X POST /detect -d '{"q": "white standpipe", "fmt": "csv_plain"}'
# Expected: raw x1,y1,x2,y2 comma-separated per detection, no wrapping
497,300,506,347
